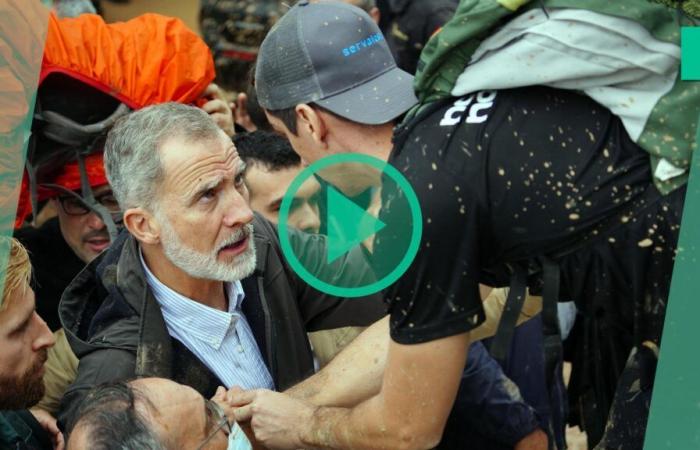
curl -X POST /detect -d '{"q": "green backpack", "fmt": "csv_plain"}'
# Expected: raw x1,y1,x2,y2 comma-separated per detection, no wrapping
410,0,700,194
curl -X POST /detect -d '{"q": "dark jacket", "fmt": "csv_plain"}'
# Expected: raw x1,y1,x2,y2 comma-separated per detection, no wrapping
0,410,52,450
15,218,85,332
383,0,458,74
57,214,386,428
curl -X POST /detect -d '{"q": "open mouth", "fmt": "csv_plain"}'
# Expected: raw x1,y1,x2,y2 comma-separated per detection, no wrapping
218,234,248,257
86,238,110,253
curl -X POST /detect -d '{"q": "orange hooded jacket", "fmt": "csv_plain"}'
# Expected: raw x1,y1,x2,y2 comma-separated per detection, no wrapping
15,12,215,227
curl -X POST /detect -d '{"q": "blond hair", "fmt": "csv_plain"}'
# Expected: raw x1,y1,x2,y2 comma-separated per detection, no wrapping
0,237,32,311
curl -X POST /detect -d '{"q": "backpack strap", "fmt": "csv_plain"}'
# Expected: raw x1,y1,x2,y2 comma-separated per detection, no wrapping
489,264,528,365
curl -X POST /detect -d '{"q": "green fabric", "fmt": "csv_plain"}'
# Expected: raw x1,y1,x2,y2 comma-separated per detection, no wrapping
413,0,522,106
0,412,23,448
411,0,699,194
655,0,700,18
643,112,700,450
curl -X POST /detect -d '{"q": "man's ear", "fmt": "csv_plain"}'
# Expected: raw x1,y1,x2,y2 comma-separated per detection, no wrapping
123,208,160,245
369,7,381,25
295,104,328,148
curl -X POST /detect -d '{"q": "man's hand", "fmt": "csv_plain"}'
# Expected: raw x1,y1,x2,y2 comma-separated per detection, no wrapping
30,407,65,450
200,83,235,137
231,332,470,450
514,429,548,450
212,386,238,422
231,92,257,132
231,389,316,450
212,386,264,449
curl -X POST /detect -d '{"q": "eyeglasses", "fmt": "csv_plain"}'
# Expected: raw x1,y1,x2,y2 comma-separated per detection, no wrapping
195,399,232,450
57,191,120,216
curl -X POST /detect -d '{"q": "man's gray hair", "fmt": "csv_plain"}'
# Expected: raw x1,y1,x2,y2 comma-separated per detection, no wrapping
104,102,222,210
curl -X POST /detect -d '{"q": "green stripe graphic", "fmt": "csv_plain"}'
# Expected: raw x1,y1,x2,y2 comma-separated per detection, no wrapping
0,0,50,305
682,27,700,81
644,113,700,448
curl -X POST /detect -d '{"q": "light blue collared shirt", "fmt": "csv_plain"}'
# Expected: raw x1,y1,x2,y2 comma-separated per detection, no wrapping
140,252,274,390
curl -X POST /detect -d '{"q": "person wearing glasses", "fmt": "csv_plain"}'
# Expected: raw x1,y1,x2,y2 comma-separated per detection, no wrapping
54,102,385,435
14,151,118,332
14,11,233,334
65,378,252,450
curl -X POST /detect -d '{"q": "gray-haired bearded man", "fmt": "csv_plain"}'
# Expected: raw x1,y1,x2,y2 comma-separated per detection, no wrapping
56,102,386,429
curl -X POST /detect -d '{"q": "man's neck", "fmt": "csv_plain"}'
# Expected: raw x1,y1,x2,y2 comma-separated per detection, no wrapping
140,245,227,311
352,122,395,161
341,122,394,161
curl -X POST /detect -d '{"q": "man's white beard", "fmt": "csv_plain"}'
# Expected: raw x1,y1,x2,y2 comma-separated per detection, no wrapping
157,214,256,282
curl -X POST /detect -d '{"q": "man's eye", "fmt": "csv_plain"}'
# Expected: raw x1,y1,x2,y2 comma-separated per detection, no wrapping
66,198,83,209
12,317,31,336
234,173,245,187
99,194,120,211
201,189,217,201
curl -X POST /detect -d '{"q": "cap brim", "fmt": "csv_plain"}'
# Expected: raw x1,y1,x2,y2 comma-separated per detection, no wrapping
316,67,417,125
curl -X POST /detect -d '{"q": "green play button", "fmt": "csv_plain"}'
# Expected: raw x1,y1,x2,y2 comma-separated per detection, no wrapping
326,185,386,264
278,153,422,298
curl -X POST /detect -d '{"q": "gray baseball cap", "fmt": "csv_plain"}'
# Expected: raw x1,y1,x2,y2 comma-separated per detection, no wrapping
255,0,417,125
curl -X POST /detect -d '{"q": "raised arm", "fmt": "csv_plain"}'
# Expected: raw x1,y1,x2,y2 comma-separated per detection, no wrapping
285,288,540,408
287,315,389,407
234,331,471,450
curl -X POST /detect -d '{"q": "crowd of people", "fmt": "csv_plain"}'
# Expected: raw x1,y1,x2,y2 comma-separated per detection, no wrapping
0,0,694,449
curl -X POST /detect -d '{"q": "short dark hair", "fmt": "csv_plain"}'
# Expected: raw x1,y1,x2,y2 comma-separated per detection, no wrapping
67,381,164,450
265,106,300,135
234,131,301,171
244,65,273,132
265,103,348,136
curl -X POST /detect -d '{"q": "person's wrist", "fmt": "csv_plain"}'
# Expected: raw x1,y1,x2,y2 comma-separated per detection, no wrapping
298,404,321,447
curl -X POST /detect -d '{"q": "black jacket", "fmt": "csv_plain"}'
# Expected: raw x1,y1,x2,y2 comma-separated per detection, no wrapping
57,214,385,428
384,0,458,74
15,218,85,331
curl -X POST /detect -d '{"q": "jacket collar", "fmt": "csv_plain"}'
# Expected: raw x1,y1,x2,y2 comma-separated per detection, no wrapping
60,218,274,379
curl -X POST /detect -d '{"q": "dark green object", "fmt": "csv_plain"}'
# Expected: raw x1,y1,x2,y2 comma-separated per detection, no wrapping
410,0,700,195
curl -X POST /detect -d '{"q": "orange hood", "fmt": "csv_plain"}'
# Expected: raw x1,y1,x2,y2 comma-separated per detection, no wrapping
41,12,215,109
15,12,215,228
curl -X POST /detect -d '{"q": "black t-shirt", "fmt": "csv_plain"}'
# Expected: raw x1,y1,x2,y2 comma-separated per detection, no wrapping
377,86,652,344
15,218,85,331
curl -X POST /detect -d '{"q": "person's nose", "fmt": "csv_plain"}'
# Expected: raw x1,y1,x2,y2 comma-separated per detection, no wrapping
222,189,255,228
298,202,321,234
31,312,55,351
85,211,106,230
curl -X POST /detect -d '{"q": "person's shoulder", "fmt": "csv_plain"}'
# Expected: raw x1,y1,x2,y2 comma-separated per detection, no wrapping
14,217,82,272
393,92,501,163
14,217,61,248
400,91,504,132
